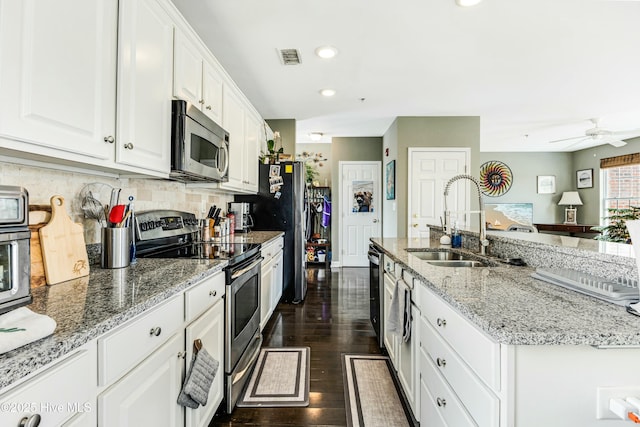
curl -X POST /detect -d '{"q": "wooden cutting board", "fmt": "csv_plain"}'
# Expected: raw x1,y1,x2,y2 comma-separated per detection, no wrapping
28,204,52,288
39,195,90,285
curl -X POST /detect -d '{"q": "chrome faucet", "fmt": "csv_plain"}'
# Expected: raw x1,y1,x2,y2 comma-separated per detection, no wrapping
443,174,490,255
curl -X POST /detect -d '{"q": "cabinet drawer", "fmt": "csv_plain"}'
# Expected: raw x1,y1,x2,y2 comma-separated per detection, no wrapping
0,345,96,427
420,347,476,427
185,271,225,322
261,237,283,263
418,283,500,390
98,295,183,386
421,316,499,427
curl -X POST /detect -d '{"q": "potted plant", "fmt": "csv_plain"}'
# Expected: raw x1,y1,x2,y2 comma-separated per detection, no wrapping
592,206,640,243
259,131,283,164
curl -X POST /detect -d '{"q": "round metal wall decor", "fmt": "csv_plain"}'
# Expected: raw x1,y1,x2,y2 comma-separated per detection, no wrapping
479,160,513,197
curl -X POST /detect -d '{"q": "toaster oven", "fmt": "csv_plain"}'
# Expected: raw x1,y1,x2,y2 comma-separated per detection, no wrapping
0,186,32,315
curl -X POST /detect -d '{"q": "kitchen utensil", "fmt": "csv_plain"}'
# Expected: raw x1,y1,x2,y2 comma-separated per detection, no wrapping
118,210,132,227
39,195,90,285
109,204,126,226
128,196,136,264
81,190,106,224
101,227,131,269
109,188,121,214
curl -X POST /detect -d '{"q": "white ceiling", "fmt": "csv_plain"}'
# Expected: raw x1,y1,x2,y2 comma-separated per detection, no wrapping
170,0,640,152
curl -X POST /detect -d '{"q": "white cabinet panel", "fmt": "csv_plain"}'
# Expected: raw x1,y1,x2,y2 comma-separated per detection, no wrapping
185,301,224,427
184,271,225,322
220,88,246,191
98,295,183,386
0,0,117,162
99,332,184,427
0,345,96,427
173,28,203,107
202,60,224,124
116,0,173,175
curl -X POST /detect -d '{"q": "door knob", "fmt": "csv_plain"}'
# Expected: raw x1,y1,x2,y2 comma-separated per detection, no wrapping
104,135,115,144
124,142,134,150
373,219,379,223
412,224,418,228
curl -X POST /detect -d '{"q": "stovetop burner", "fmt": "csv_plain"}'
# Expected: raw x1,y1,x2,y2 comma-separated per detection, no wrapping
134,209,261,266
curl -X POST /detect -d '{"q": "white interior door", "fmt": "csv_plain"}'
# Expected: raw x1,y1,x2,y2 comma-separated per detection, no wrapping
408,148,469,238
340,161,381,267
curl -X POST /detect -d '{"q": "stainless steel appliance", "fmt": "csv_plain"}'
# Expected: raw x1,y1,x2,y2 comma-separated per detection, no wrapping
235,161,307,303
368,244,384,348
134,210,262,413
170,99,230,183
228,202,253,233
0,186,32,315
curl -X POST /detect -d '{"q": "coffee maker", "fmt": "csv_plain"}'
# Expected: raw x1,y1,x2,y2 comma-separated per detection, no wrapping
228,202,253,233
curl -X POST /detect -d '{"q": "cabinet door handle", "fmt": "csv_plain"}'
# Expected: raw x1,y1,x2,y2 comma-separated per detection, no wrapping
436,318,447,327
149,327,162,336
124,142,134,150
436,357,447,367
19,414,41,427
209,290,217,297
199,99,205,104
104,135,115,144
177,351,186,359
436,397,447,407
206,105,212,110
373,219,379,223
412,223,418,228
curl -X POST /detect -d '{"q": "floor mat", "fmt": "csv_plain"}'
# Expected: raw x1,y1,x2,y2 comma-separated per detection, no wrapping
342,354,411,427
237,347,310,407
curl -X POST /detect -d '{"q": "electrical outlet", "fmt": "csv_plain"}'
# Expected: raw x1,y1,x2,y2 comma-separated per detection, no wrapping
596,386,640,419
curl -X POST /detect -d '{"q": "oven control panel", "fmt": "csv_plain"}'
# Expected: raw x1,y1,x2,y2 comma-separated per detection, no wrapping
135,210,200,242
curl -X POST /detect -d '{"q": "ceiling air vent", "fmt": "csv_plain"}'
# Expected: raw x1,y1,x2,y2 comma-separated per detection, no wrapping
278,48,302,65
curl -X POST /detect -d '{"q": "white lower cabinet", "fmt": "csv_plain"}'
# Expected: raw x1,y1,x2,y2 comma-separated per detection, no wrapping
98,332,184,427
382,268,419,420
0,344,97,427
260,237,284,330
184,299,224,427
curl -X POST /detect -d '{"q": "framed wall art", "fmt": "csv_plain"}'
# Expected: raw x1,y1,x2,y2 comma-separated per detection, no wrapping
537,175,556,194
576,168,593,189
386,160,395,200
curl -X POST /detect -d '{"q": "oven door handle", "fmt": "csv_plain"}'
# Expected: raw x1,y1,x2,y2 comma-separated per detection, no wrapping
230,257,263,280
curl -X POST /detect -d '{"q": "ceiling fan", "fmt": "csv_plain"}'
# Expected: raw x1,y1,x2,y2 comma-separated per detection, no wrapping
549,118,640,148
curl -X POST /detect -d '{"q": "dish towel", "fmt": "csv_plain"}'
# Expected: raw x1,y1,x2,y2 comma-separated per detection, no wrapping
0,307,57,354
387,277,410,337
321,196,331,228
177,347,219,408
402,285,412,342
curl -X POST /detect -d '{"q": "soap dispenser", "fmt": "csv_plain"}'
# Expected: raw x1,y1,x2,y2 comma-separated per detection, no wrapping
451,222,462,248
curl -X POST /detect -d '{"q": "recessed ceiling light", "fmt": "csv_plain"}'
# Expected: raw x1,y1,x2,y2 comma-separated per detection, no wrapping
315,46,338,59
309,132,323,141
455,0,482,6
320,89,336,97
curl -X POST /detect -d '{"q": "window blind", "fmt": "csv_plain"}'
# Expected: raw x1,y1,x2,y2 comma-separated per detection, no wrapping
600,153,640,169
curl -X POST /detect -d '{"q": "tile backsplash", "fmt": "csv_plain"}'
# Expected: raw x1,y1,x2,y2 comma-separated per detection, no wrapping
1,161,233,244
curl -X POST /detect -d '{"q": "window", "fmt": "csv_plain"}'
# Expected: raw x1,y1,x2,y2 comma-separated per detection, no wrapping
600,153,640,225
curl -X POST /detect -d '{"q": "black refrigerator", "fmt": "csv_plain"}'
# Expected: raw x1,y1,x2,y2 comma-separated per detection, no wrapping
236,161,307,303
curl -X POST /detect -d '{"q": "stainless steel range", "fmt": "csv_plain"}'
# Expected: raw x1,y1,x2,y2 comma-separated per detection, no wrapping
135,210,263,413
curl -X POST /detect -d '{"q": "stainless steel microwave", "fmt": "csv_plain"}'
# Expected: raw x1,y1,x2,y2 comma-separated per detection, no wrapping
170,100,230,183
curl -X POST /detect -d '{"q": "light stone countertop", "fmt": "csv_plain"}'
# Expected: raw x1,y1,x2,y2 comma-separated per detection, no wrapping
0,231,283,390
372,237,640,347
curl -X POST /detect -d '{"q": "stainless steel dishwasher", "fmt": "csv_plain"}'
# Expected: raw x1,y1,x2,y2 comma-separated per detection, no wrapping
368,244,384,348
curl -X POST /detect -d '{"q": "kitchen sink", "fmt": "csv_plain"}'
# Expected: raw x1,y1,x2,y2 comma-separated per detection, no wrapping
408,251,469,261
407,250,491,267
425,260,488,268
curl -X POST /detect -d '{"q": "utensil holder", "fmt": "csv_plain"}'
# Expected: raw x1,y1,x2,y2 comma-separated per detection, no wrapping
101,227,131,269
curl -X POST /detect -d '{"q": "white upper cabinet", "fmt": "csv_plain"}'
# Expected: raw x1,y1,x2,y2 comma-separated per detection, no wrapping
116,0,174,175
0,0,117,164
244,109,261,193
220,87,246,191
174,29,224,124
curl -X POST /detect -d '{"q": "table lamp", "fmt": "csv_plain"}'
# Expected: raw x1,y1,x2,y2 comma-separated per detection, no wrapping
558,191,583,225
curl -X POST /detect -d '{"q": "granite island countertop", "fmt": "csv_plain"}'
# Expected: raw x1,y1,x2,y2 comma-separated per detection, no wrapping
0,231,283,390
372,237,640,347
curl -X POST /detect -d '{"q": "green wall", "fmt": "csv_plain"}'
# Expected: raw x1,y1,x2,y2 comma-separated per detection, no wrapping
479,152,573,224
384,116,480,238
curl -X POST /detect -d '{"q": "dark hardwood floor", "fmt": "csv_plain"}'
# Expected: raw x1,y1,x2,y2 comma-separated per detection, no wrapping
210,267,384,426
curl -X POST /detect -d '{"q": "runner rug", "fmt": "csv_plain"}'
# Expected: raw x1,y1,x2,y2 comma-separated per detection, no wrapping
342,354,411,427
237,347,310,407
